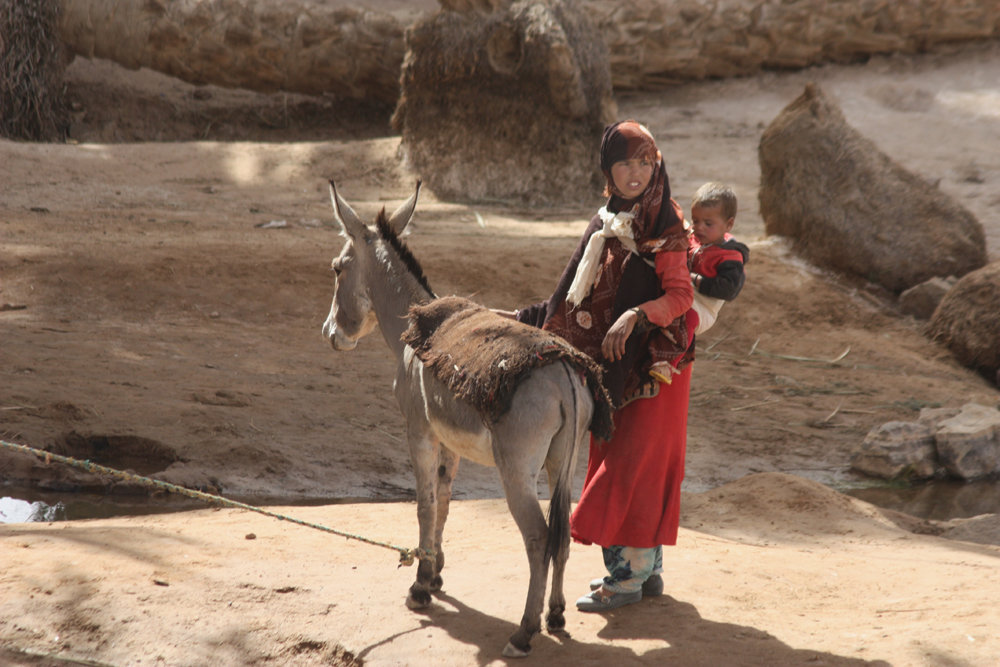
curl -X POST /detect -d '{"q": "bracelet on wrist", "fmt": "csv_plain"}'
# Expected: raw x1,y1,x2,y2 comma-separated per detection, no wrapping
629,306,650,328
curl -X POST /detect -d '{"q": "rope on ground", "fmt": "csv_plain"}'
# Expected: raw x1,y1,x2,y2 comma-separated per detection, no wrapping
0,438,428,566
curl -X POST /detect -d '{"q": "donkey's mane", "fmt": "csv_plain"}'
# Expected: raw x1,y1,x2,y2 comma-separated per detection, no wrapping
375,208,435,298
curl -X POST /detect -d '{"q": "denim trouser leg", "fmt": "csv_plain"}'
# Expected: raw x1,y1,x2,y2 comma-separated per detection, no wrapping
600,545,658,594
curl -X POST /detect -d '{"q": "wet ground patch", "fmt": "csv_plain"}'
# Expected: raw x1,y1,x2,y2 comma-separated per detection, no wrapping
51,431,181,476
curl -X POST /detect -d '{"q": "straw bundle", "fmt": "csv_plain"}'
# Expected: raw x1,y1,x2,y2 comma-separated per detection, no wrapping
1,0,68,141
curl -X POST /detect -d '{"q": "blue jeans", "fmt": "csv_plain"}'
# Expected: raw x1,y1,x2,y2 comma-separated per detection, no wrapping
597,545,663,594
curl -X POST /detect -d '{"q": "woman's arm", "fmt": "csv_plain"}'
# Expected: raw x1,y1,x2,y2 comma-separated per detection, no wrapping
637,250,694,327
601,250,693,361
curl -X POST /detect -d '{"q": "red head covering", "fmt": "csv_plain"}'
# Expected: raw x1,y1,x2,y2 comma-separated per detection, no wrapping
599,120,682,251
600,120,660,177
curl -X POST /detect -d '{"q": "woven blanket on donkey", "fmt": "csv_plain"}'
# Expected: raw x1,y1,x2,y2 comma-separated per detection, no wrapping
401,296,614,441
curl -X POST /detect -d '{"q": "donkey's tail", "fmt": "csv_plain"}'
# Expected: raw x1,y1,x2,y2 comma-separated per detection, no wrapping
545,362,586,564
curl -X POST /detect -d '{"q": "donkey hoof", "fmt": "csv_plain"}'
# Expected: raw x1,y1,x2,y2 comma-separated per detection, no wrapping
502,641,531,658
430,574,443,592
406,588,432,610
546,610,566,632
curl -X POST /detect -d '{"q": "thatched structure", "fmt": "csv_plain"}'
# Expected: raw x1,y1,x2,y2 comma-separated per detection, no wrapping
392,0,614,205
758,84,986,294
927,262,1000,383
0,0,68,141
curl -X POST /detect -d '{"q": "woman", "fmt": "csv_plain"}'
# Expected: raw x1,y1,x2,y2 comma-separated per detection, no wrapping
514,120,695,611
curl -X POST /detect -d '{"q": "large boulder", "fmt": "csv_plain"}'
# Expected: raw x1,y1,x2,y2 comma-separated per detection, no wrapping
851,404,1000,482
758,84,987,293
927,261,1000,382
850,420,943,481
935,403,1000,481
392,0,615,205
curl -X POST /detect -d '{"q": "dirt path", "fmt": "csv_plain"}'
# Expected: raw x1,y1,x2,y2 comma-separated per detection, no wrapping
2,475,999,666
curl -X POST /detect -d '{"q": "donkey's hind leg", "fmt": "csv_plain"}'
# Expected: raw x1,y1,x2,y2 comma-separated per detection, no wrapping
430,446,460,592
498,477,549,658
493,375,564,658
543,371,589,635
543,455,572,635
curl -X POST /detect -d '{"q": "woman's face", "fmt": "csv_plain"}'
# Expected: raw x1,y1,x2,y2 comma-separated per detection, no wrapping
610,157,654,200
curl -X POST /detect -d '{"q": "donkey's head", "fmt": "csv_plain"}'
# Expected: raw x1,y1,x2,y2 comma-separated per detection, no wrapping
322,181,420,351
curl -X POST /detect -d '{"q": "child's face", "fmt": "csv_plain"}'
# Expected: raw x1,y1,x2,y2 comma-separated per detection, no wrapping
691,203,734,245
610,157,654,200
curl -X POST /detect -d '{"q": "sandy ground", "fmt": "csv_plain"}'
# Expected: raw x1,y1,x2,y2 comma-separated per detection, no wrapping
2,35,1000,667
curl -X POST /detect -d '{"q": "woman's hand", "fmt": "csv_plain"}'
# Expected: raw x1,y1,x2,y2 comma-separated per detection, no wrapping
601,308,640,362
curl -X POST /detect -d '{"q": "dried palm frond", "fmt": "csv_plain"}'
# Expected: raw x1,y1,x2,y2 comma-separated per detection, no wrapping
1,0,68,141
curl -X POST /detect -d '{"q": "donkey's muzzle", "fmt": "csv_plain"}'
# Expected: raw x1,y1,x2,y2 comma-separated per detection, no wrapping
323,320,358,351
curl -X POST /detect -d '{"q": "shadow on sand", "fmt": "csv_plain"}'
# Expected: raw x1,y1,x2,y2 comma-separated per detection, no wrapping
359,590,890,666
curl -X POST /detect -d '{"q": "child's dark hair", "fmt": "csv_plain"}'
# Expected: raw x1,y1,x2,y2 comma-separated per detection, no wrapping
692,182,737,220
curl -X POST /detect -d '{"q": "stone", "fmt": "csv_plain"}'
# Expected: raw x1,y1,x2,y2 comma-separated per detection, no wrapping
850,420,941,481
941,514,1000,547
918,406,962,424
934,403,1000,480
898,276,956,320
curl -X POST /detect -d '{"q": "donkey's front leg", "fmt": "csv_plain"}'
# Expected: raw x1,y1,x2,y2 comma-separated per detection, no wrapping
406,432,441,610
430,446,460,592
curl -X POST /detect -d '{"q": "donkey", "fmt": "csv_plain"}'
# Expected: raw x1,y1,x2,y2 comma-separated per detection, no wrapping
322,181,597,658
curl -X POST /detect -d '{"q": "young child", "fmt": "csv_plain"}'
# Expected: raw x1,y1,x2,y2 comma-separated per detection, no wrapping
688,182,749,335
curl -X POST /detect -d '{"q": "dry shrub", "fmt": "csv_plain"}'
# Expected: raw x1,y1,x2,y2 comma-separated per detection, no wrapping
758,83,986,293
1,0,68,141
393,0,614,205
927,261,1000,382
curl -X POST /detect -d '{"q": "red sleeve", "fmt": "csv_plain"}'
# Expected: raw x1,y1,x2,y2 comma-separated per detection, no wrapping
698,247,745,278
638,250,693,327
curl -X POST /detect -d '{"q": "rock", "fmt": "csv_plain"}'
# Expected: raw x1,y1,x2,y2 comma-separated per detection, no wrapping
926,261,1000,381
898,275,956,320
392,0,615,205
851,404,1000,482
584,1,1000,91
758,84,987,293
850,420,941,481
917,406,962,424
934,403,1000,481
940,514,1000,546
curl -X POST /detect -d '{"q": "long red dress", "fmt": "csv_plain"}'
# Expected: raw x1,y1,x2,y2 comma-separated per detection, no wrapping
570,364,691,548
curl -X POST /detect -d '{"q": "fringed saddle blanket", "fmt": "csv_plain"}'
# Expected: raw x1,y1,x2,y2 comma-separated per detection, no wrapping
401,296,614,441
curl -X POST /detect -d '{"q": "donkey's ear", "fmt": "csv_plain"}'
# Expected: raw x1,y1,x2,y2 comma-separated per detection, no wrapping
386,180,421,236
328,180,367,239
